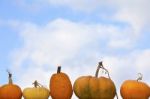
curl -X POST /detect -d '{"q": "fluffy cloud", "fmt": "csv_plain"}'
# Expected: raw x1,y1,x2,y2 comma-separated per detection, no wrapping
10,18,136,70
112,0,150,35
58,0,149,41
15,0,150,42
12,1,150,49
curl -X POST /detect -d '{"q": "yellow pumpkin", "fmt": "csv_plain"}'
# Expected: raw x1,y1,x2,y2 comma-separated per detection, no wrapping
120,73,150,99
50,66,73,99
23,80,49,99
73,62,117,99
0,71,22,99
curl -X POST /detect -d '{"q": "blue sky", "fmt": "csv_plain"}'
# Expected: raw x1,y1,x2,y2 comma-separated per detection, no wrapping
0,0,150,98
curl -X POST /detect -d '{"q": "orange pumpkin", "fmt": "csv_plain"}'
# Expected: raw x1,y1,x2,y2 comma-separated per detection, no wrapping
73,62,117,99
120,73,150,99
50,66,73,99
0,71,22,99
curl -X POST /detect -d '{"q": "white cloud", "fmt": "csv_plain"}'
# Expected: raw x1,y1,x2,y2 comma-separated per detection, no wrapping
135,50,150,71
13,0,150,40
113,0,150,35
47,0,150,36
10,18,137,70
17,0,150,21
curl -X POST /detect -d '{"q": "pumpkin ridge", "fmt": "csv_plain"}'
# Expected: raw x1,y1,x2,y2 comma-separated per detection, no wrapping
87,76,92,99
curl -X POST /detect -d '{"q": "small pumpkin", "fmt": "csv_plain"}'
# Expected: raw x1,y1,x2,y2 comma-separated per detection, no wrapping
23,80,50,99
120,73,150,99
0,71,22,99
50,66,73,99
73,62,118,99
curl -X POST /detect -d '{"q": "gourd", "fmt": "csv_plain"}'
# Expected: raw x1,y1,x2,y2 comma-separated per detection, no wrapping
0,71,22,99
50,66,73,99
73,62,118,99
23,80,50,99
120,73,150,99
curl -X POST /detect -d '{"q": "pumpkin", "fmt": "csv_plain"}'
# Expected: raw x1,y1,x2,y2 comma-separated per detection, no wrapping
23,80,50,99
120,73,150,99
0,71,22,99
73,62,117,99
50,66,73,99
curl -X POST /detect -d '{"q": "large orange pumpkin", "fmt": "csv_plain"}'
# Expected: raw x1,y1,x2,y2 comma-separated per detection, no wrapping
73,62,118,99
120,73,150,99
0,71,22,99
50,66,73,99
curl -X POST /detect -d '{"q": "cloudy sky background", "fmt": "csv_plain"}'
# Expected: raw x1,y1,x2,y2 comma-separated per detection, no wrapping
0,0,150,98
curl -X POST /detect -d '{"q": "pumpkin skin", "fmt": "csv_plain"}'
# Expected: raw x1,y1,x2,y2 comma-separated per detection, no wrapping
0,71,22,99
73,62,117,99
50,66,73,99
23,80,49,99
120,80,150,99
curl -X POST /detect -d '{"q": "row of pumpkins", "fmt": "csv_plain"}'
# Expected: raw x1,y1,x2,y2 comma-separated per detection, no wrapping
0,61,150,99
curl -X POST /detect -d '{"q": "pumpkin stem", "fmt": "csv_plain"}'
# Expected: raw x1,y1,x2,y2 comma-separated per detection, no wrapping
95,61,110,79
7,70,13,84
33,80,45,88
33,80,40,88
95,62,101,78
57,66,61,73
137,73,143,81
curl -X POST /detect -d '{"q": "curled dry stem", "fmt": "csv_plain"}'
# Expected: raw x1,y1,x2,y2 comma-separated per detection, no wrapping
6,69,13,84
137,73,143,81
95,61,110,79
32,80,45,88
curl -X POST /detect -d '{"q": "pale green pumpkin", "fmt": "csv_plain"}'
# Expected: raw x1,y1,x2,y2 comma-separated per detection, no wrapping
23,80,49,99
